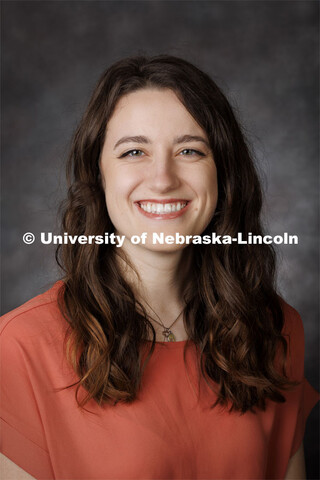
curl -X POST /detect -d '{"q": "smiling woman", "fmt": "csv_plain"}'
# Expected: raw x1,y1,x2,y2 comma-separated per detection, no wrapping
100,88,218,251
0,55,319,480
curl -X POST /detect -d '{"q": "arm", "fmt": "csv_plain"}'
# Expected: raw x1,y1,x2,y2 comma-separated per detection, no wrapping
0,453,36,480
284,444,306,480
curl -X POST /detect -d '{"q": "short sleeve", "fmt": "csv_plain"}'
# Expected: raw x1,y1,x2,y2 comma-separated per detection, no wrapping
0,314,55,479
281,302,319,458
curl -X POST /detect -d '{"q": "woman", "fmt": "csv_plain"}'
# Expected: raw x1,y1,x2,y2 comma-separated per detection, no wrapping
1,55,319,479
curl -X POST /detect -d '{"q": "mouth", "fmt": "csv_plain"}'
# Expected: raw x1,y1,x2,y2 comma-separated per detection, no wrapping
135,199,191,219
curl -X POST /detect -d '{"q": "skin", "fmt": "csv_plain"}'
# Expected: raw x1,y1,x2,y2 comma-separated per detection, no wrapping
99,88,218,336
100,88,218,252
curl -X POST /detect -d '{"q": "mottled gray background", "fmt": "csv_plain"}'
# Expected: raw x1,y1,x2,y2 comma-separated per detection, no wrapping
1,0,319,476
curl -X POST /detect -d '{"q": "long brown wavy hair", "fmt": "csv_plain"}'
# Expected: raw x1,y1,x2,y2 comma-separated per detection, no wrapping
56,55,297,413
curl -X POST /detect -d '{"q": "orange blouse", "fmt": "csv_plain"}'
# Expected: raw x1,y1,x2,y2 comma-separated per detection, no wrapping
0,282,319,479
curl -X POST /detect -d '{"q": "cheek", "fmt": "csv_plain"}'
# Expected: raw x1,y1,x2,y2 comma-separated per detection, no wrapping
206,165,218,198
103,166,142,207
191,168,218,206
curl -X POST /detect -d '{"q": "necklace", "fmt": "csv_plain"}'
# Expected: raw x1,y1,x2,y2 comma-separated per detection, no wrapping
144,302,185,342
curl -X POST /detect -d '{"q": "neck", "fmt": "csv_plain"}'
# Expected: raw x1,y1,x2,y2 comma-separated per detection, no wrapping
115,239,194,340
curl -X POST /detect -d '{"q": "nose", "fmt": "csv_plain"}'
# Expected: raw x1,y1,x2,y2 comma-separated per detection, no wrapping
146,150,181,193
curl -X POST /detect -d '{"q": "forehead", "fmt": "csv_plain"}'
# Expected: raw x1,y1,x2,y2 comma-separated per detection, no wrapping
105,88,206,140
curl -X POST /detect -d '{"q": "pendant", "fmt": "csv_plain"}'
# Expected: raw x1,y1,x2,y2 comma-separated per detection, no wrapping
167,332,176,342
163,328,176,342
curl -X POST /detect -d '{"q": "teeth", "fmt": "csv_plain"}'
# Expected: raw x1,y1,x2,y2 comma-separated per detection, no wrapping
139,202,187,214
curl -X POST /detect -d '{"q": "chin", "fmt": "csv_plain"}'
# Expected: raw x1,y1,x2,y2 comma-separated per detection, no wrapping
140,241,188,253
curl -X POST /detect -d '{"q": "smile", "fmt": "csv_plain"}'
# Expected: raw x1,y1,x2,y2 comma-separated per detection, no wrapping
135,199,190,219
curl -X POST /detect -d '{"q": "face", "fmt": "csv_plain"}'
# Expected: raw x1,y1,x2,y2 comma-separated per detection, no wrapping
100,88,218,252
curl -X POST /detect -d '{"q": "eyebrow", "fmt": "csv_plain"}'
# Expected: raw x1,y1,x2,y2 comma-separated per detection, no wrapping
113,134,210,150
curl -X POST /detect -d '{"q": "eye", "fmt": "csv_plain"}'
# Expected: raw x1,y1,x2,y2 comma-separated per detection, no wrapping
119,149,144,158
179,148,205,157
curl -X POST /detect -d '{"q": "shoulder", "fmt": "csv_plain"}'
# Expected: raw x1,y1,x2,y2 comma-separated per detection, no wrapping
280,299,304,337
0,281,68,344
0,283,70,473
278,298,305,380
279,298,304,349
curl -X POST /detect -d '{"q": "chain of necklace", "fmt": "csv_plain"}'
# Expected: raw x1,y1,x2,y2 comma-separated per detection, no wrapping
144,300,185,342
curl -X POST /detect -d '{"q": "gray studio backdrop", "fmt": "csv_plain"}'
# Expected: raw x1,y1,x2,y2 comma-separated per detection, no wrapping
1,1,319,477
